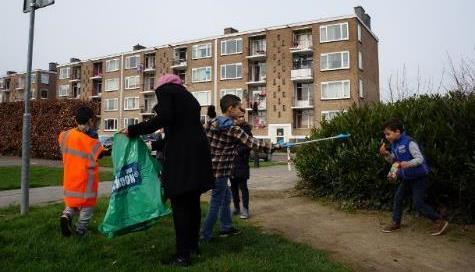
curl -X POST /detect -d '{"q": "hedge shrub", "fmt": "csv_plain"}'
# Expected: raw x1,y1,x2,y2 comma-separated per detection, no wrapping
0,100,100,160
294,92,475,223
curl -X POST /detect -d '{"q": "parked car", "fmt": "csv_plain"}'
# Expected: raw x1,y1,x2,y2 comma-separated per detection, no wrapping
249,150,271,162
99,135,113,156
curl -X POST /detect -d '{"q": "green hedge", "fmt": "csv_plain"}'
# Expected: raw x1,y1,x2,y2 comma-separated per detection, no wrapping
294,92,475,223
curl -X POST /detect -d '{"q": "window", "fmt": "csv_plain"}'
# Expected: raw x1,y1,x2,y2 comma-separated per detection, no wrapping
358,51,363,70
192,91,211,106
59,67,70,79
31,89,36,99
221,63,242,80
106,59,120,72
320,51,350,71
41,74,49,84
250,38,266,55
17,77,25,89
221,38,243,55
58,85,70,97
124,118,139,128
0,79,4,89
125,55,140,69
321,80,350,100
320,22,349,43
124,97,140,110
321,110,344,122
295,83,314,101
104,98,119,111
41,89,48,99
104,119,118,131
359,79,364,98
358,24,362,42
294,109,314,129
105,78,119,91
192,67,212,83
31,73,37,83
221,88,244,100
192,43,212,59
125,76,140,89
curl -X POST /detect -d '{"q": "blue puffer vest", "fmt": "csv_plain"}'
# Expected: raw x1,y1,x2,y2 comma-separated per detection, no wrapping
390,133,430,180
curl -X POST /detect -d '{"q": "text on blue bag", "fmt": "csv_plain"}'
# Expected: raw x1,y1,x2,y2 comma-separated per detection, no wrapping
112,162,142,193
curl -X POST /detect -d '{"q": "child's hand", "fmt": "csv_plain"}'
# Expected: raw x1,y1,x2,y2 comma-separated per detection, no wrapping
379,143,390,156
399,161,411,169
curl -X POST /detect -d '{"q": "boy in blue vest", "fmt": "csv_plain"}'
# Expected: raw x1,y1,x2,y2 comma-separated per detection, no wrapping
379,119,448,236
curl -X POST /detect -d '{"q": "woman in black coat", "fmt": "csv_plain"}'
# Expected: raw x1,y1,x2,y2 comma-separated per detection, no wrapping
125,74,214,266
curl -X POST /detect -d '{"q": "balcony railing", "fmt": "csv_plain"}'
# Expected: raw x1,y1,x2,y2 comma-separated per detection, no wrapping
171,59,187,69
292,96,314,108
290,39,313,52
291,68,313,81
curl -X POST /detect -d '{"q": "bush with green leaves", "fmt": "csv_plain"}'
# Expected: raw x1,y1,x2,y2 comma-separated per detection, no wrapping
294,92,475,223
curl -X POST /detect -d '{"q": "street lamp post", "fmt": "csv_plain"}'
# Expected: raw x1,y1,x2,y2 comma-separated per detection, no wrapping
20,0,55,215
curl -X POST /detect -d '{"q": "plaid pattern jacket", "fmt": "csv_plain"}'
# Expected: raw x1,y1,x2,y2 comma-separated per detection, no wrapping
205,119,270,178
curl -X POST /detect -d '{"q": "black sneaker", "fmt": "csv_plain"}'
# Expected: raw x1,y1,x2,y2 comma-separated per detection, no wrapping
219,227,241,237
60,215,72,237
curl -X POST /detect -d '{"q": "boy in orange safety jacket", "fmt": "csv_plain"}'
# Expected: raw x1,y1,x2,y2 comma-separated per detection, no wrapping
58,106,104,236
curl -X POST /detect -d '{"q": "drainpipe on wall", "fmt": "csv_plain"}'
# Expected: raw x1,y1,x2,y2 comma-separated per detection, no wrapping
214,38,218,107
119,54,124,130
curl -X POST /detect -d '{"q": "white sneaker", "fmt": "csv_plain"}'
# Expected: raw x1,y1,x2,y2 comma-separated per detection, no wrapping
240,208,250,219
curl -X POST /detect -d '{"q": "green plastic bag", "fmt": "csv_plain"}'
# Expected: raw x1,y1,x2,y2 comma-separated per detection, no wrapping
98,134,171,238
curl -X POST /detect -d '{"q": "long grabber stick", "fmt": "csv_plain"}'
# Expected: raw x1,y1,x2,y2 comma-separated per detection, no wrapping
281,133,351,171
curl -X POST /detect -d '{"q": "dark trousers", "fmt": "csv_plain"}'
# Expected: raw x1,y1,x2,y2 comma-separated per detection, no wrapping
170,190,201,259
392,177,440,224
230,177,249,211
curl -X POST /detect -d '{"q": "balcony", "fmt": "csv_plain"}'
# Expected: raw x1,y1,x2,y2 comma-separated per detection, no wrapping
293,109,314,129
247,49,266,60
143,55,156,73
290,39,313,53
292,97,314,109
246,74,266,86
291,68,313,82
140,77,156,94
171,59,187,70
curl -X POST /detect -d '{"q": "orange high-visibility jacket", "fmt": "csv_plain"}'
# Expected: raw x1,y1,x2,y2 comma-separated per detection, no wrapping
58,128,104,207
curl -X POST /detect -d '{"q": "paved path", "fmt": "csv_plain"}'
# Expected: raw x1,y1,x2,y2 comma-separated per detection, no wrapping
0,165,296,208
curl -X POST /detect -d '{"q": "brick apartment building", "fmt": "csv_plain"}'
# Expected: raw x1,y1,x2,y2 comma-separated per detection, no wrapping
0,63,58,103
55,6,379,143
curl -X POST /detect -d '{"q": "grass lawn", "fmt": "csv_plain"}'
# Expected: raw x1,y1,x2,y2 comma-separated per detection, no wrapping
0,167,113,191
0,199,349,272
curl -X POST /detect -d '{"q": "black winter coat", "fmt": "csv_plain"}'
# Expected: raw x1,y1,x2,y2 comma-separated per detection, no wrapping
128,83,214,198
230,123,252,179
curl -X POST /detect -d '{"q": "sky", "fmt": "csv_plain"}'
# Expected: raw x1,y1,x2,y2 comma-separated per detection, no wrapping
0,0,474,100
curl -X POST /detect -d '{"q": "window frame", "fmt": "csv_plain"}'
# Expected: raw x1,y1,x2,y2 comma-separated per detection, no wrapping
58,84,70,97
319,22,349,43
104,118,118,132
123,96,140,110
59,67,70,79
320,51,350,71
105,78,120,91
192,43,212,59
220,63,243,80
104,98,119,112
221,38,243,56
125,55,140,70
106,59,120,72
320,80,351,100
191,90,211,106
124,76,140,90
191,66,212,83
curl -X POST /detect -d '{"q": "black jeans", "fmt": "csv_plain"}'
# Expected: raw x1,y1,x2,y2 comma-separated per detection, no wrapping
170,190,201,259
392,177,440,224
230,177,249,211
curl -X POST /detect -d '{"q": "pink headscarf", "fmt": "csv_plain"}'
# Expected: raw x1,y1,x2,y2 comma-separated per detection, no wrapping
155,73,183,89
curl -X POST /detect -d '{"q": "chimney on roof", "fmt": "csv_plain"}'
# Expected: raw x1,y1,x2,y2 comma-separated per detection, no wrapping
133,44,146,51
354,6,371,29
70,58,81,63
224,27,239,35
49,62,58,72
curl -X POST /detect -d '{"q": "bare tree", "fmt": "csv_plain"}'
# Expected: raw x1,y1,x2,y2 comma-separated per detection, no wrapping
446,52,475,93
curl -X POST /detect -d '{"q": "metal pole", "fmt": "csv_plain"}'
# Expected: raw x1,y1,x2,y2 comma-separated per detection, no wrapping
21,0,36,215
287,147,291,171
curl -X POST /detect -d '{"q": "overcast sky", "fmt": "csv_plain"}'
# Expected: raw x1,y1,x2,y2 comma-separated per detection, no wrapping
1,0,474,100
